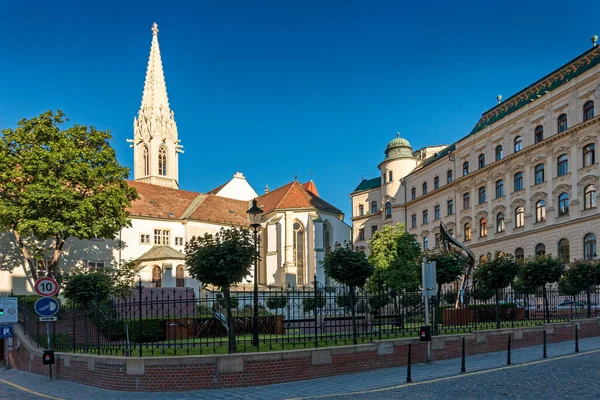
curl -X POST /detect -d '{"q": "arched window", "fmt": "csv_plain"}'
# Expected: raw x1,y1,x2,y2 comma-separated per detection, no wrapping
495,145,503,161
478,153,485,169
583,100,595,121
496,213,505,233
584,184,596,209
370,201,377,214
535,243,546,257
558,193,569,216
535,200,546,222
434,176,440,190
534,125,544,143
358,204,364,216
463,192,470,209
514,136,523,152
479,218,487,237
422,182,428,195
411,187,416,200
463,161,469,176
478,186,486,204
584,233,597,260
558,239,570,264
514,172,523,192
323,222,331,253
557,154,568,176
176,265,185,288
158,146,167,176
515,206,525,228
142,145,150,176
583,143,596,167
515,248,525,262
385,201,392,218
447,169,453,183
423,236,429,250
496,179,504,198
464,222,471,241
293,221,305,285
534,164,545,184
557,114,568,133
152,266,162,288
479,255,487,264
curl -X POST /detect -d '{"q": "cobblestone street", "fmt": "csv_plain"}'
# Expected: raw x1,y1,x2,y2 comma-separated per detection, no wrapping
1,337,599,400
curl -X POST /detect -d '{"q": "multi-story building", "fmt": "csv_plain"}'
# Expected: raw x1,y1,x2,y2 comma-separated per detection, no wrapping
352,40,600,263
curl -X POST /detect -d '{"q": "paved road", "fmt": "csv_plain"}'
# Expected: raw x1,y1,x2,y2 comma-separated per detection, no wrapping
1,337,599,400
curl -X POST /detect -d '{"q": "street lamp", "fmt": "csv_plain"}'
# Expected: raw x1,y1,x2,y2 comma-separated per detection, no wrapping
247,198,263,348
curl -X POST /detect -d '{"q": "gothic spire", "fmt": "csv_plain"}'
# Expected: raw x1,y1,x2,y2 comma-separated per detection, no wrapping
140,22,171,115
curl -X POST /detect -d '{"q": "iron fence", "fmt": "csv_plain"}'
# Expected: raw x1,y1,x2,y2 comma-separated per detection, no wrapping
16,281,600,356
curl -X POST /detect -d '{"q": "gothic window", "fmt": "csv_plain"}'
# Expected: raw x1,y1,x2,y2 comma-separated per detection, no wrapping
496,179,504,198
584,184,597,209
584,233,597,260
558,193,569,216
496,213,505,233
478,153,485,169
478,186,486,204
557,114,568,133
495,145,503,161
370,201,377,214
385,201,392,218
447,169,453,183
558,239,570,264
176,265,185,288
463,162,469,176
514,172,523,192
142,145,150,176
514,136,523,152
152,266,162,288
158,146,167,176
534,125,544,143
535,200,546,222
323,222,331,253
515,206,524,228
293,221,305,285
515,248,525,263
464,222,471,241
434,176,440,190
557,154,568,176
534,164,545,184
463,192,470,209
583,100,595,121
535,243,546,257
479,218,487,238
583,144,596,167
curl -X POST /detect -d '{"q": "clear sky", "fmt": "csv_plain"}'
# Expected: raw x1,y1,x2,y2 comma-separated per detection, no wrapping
1,1,599,221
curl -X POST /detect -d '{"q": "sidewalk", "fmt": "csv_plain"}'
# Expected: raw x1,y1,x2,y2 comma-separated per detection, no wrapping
1,336,599,400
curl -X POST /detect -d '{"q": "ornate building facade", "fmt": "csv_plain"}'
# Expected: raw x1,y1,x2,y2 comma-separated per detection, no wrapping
352,41,600,264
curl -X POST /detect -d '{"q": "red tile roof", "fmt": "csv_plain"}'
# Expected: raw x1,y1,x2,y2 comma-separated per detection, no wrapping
303,180,319,196
126,181,200,219
257,181,341,215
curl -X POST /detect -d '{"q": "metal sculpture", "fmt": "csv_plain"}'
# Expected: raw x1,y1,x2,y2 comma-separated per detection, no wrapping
439,221,475,308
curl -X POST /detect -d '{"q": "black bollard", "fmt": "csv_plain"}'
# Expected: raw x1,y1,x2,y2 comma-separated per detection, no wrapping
575,325,579,353
406,343,412,383
507,334,511,365
543,330,547,359
460,337,466,373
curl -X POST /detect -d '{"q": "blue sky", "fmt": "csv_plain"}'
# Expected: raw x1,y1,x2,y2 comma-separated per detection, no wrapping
1,1,599,221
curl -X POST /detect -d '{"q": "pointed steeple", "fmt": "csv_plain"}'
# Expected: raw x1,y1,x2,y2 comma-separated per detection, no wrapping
140,23,171,115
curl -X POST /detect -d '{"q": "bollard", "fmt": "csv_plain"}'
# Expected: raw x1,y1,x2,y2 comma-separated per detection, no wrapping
460,337,466,373
575,324,579,353
507,334,511,365
406,343,412,383
543,330,547,359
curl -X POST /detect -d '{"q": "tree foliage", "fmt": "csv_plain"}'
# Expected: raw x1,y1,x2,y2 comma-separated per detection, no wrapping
0,110,138,279
473,254,519,291
563,260,600,292
423,248,467,287
368,224,421,292
519,255,565,288
322,242,373,288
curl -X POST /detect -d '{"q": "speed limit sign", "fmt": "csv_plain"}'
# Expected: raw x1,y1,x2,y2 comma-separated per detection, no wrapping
34,277,60,297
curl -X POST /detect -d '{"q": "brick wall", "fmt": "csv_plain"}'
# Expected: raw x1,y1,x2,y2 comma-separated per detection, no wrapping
9,319,600,391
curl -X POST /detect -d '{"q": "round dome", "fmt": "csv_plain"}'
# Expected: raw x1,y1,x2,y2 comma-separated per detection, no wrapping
384,134,414,161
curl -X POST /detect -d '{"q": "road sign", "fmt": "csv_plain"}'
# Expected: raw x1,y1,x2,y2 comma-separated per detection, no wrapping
34,277,60,297
0,298,18,323
39,317,57,322
0,325,13,339
34,297,60,317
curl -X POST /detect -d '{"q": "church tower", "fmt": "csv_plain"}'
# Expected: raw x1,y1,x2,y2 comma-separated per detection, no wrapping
129,23,182,189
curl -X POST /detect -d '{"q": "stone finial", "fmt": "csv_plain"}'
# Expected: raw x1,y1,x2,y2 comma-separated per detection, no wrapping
264,184,270,194
592,35,598,47
396,132,400,138
152,22,159,36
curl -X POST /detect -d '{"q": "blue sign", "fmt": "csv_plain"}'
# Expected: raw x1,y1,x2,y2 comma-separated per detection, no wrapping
34,297,60,317
0,325,13,339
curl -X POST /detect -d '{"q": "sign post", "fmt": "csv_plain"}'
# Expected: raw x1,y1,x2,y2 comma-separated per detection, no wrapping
422,259,436,363
0,297,18,370
34,278,59,380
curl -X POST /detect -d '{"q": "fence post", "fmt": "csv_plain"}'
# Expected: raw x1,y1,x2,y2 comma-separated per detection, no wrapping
507,334,511,365
406,343,412,383
575,324,579,353
461,337,466,373
313,274,319,349
137,280,143,358
543,330,547,358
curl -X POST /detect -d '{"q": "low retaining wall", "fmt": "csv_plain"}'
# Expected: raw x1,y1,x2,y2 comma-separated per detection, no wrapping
9,319,600,391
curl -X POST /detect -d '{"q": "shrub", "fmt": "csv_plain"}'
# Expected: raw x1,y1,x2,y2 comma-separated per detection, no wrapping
303,293,326,312
400,293,422,307
216,295,238,310
266,296,288,310
442,291,458,306
336,294,352,310
368,294,390,310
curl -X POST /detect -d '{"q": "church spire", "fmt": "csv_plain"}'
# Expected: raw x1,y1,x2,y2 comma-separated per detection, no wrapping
140,23,171,115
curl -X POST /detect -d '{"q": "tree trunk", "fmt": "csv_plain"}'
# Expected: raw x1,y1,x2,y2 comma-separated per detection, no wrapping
350,286,358,345
49,234,66,279
495,288,501,329
587,288,592,319
223,288,237,353
12,229,38,281
543,285,550,324
434,283,442,334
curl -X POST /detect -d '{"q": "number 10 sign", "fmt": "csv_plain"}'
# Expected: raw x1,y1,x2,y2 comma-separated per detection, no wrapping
34,277,60,297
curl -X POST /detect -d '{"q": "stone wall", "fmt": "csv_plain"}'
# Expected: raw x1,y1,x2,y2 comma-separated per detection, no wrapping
9,319,600,391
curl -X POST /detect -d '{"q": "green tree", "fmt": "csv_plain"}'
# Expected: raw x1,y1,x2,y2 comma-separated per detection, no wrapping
473,254,519,328
563,260,600,318
322,242,373,344
519,255,565,323
368,224,421,293
0,110,138,281
185,227,258,353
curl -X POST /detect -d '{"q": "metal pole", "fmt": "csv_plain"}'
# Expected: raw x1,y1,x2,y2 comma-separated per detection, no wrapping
507,334,511,365
4,337,8,370
460,337,466,373
253,227,259,348
423,258,431,363
543,330,547,358
138,280,143,358
406,343,412,383
46,322,52,380
575,325,579,353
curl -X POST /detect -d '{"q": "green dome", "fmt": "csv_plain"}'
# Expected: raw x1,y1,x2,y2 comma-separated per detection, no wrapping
384,134,414,161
